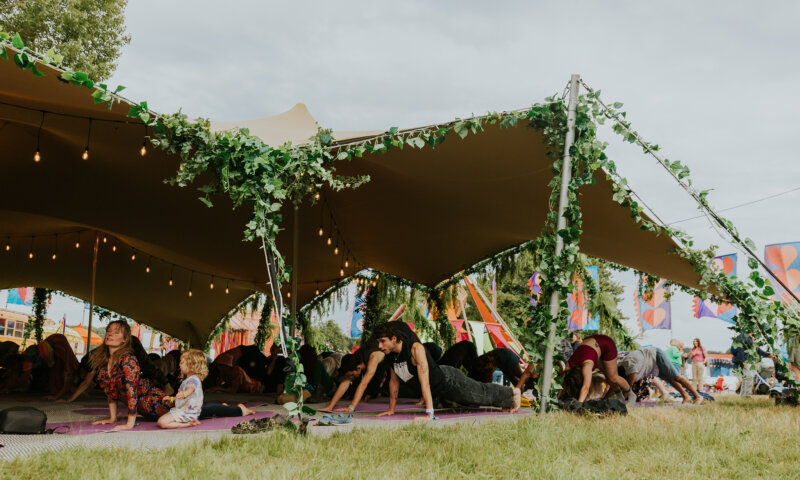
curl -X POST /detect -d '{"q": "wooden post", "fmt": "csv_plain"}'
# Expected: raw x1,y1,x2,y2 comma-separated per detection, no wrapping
85,232,99,354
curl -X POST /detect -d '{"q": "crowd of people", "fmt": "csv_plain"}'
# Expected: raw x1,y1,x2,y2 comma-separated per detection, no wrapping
1,319,799,429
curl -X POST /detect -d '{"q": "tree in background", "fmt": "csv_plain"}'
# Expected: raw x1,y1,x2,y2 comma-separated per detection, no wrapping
0,0,130,80
309,319,357,353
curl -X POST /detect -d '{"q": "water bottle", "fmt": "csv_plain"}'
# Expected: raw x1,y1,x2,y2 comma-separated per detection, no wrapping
492,369,503,385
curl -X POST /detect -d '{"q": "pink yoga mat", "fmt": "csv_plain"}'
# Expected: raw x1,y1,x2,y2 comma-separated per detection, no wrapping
47,410,276,435
359,409,533,421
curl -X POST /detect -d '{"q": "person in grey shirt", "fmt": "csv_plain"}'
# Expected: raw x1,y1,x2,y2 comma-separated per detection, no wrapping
616,346,703,404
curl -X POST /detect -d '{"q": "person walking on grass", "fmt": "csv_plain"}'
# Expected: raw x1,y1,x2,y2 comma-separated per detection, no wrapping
373,322,520,420
690,338,708,391
158,349,208,429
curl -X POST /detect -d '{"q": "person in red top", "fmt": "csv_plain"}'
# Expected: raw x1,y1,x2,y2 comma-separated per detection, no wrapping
561,334,632,403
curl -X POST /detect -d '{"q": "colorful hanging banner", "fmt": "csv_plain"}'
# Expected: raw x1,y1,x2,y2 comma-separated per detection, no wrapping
490,277,497,311
528,273,542,306
635,277,672,332
692,253,737,324
567,266,600,332
468,321,486,354
349,286,366,338
451,320,470,342
764,242,800,306
6,287,34,306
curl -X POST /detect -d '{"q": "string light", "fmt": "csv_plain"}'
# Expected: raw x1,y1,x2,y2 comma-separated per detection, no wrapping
34,112,44,163
188,271,194,297
287,291,291,298
318,226,324,237
131,250,136,261
51,235,57,260
5,237,10,251
314,192,320,201
145,257,151,273
326,235,332,246
225,280,230,295
81,119,91,160
340,267,345,277
345,258,350,268
140,125,148,156
334,245,339,255
169,265,174,286
210,275,215,290
102,236,108,243
75,240,80,249
112,240,117,252
315,282,320,296
28,238,33,259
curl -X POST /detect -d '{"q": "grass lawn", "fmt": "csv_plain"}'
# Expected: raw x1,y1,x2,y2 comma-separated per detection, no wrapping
3,396,798,480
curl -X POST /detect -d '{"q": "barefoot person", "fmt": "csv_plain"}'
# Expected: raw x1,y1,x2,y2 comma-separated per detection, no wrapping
563,334,632,403
158,349,207,429
617,346,703,405
373,322,520,420
91,321,171,431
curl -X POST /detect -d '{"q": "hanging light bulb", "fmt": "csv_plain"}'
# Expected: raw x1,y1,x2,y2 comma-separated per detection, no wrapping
131,252,136,261
287,291,291,298
318,226,324,237
75,241,80,249
315,192,320,201
34,112,44,163
169,278,174,286
188,271,194,297
326,236,332,246
102,236,107,244
210,276,215,290
315,288,320,295
188,289,193,297
169,266,174,286
345,259,350,268
82,119,91,161
145,261,151,273
28,251,34,259
112,244,117,252
225,280,230,294
334,245,339,255
340,268,345,277
52,252,57,260
4,238,10,251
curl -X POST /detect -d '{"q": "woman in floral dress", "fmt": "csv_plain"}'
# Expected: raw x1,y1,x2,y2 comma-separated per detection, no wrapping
91,320,169,431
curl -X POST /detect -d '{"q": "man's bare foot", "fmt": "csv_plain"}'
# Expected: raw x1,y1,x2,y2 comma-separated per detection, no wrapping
510,388,521,413
693,396,704,405
238,403,256,416
681,396,690,404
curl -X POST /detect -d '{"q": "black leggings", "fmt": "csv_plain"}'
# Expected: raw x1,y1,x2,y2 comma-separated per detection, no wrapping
199,403,244,419
438,365,514,409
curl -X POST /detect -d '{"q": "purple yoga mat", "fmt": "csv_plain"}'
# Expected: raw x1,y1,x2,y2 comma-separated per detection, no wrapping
74,402,264,416
321,402,422,413
48,410,276,435
360,409,533,421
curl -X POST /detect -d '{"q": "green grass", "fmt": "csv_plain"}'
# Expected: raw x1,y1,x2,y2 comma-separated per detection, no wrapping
3,396,799,480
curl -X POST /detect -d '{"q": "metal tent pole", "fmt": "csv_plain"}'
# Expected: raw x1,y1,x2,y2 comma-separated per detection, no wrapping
539,74,580,413
85,232,100,355
290,207,299,337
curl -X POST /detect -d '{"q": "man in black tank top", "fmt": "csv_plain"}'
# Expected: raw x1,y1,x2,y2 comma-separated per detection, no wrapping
373,322,521,419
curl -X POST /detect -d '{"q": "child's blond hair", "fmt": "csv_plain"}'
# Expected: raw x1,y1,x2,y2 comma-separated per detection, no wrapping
669,338,683,349
181,349,209,380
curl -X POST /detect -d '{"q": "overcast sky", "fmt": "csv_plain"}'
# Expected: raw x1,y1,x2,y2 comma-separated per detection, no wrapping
21,1,797,351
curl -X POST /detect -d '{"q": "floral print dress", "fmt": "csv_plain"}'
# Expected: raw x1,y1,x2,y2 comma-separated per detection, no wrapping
97,352,169,417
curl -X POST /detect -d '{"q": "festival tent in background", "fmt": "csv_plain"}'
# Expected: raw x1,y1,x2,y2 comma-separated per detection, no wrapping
462,276,527,359
635,277,672,333
71,324,103,349
764,242,800,306
208,307,280,358
693,253,737,324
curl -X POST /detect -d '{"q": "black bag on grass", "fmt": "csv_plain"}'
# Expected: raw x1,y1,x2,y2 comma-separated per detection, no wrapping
0,406,47,434
558,398,628,417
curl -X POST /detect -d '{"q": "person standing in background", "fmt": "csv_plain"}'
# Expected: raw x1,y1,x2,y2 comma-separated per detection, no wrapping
690,338,707,392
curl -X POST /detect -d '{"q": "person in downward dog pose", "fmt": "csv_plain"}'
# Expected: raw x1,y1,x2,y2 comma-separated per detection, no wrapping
374,322,520,420
616,346,703,405
158,349,208,429
561,334,632,403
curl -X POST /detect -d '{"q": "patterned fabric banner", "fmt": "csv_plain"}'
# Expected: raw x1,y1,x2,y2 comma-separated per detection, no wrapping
6,287,34,306
451,320,470,342
349,286,367,338
568,266,600,332
635,277,672,332
764,242,800,306
467,321,486,354
693,253,737,324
